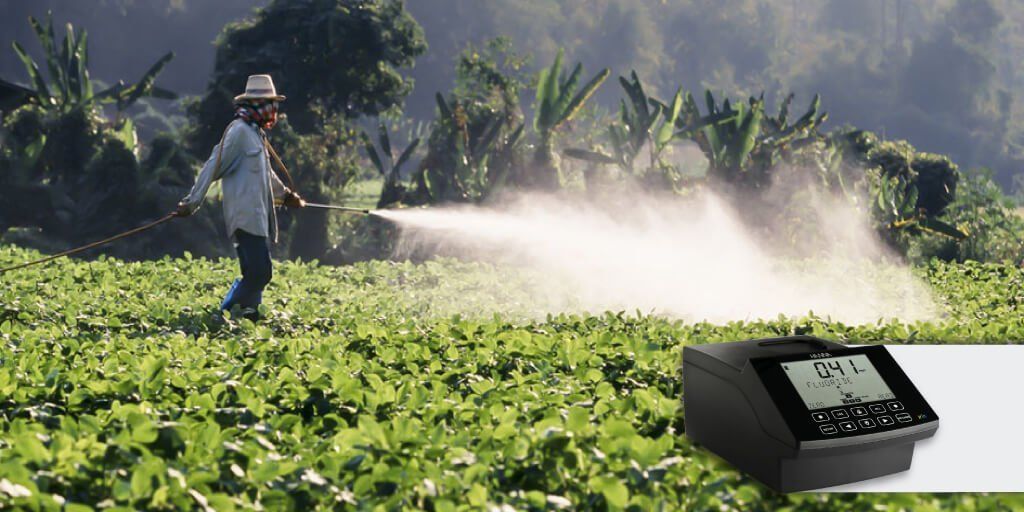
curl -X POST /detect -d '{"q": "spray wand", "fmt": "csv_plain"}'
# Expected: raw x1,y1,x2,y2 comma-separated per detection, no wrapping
301,202,372,215
273,198,373,215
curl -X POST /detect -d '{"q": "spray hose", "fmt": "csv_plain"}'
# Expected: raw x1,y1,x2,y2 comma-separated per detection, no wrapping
0,202,372,274
0,212,179,274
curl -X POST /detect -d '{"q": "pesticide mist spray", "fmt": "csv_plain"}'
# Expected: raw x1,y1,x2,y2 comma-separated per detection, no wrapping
374,192,938,324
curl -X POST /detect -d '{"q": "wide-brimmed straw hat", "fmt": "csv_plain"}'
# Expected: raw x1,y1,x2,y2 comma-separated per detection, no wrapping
234,74,286,102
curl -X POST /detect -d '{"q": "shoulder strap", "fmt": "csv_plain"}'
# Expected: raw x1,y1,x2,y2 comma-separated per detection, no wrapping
212,120,233,177
263,136,296,191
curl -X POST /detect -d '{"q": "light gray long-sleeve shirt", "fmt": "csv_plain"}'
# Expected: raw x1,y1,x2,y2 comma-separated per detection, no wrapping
181,120,289,241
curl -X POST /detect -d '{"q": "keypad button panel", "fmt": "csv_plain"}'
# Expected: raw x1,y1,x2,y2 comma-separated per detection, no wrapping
809,400,920,437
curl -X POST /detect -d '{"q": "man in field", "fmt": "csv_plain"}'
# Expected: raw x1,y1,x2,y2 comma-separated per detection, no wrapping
176,74,304,320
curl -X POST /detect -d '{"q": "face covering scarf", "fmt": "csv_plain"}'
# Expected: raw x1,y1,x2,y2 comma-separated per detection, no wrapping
234,100,278,130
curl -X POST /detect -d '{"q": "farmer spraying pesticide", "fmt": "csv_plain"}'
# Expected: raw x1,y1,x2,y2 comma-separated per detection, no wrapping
176,74,305,319
0,72,369,277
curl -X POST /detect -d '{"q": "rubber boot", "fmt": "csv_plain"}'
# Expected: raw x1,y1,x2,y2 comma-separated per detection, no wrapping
220,278,241,311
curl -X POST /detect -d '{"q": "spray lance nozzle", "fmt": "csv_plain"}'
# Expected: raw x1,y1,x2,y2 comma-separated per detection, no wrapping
274,199,372,215
304,203,372,215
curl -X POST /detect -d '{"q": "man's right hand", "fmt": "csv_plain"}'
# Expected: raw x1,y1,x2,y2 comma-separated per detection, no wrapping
175,201,193,217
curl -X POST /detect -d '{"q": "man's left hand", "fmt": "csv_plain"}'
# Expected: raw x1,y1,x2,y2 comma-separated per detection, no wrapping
283,191,305,208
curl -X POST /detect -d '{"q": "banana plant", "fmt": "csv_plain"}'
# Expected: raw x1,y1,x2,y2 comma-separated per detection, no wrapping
11,13,176,117
876,174,968,240
413,93,525,204
682,91,827,190
701,93,764,184
363,122,421,208
565,73,737,188
562,72,665,179
530,49,610,188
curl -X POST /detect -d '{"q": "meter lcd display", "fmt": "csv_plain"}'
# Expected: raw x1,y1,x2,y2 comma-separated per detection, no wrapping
781,355,895,410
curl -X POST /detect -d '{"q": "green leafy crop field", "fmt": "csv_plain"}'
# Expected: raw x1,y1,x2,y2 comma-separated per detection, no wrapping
1,245,1022,511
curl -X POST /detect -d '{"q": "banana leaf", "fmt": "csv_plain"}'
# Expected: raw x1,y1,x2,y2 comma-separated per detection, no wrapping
778,92,794,128
705,90,717,116
918,217,969,239
648,97,668,114
394,138,421,174
423,167,440,201
123,51,174,109
377,123,392,164
725,101,762,169
93,81,128,102
61,23,75,100
890,216,969,240
363,134,386,176
655,88,683,149
563,148,618,165
642,102,662,134
534,49,564,132
553,63,583,122
11,42,52,105
703,122,723,165
148,86,177,100
619,71,651,125
680,91,702,126
112,118,138,156
793,94,822,129
900,185,919,216
66,28,87,104
554,68,609,128
675,110,737,137
29,15,64,102
507,123,525,147
78,31,92,102
471,117,503,160
878,178,893,213
609,124,629,162
435,93,452,120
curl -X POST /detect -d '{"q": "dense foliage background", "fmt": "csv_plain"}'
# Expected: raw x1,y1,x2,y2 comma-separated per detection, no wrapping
3,0,1023,265
2,0,1023,186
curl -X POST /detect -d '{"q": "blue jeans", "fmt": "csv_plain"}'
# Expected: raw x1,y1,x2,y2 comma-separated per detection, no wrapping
221,230,272,310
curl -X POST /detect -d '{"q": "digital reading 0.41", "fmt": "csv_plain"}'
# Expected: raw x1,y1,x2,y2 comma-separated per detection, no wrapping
781,354,896,410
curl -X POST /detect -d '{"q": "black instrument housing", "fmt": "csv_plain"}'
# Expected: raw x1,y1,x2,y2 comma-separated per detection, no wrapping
683,336,939,492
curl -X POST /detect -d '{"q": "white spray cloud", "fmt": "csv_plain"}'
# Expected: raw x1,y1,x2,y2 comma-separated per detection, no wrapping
374,189,937,324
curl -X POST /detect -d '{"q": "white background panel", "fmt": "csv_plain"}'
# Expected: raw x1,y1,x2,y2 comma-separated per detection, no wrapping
819,345,1024,492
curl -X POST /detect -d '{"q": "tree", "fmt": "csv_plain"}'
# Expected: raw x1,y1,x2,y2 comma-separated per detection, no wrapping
186,0,427,156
